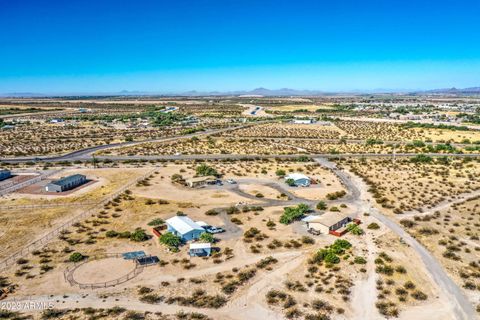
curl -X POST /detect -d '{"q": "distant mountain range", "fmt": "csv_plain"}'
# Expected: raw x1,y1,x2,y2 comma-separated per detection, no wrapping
1,86,480,97
420,87,480,94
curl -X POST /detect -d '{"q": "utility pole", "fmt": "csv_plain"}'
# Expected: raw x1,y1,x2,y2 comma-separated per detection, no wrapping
92,155,97,169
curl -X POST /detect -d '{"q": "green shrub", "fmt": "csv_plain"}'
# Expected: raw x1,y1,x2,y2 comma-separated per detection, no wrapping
69,252,85,263
279,204,309,224
147,218,164,226
160,232,181,249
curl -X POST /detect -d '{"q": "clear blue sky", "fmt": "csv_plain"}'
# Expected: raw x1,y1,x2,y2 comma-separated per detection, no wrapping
1,0,479,93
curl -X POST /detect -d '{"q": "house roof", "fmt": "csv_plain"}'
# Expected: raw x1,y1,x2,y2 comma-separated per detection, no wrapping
302,212,351,227
195,221,210,227
50,174,86,187
301,215,319,222
186,175,217,183
285,173,310,181
189,243,212,250
166,216,204,235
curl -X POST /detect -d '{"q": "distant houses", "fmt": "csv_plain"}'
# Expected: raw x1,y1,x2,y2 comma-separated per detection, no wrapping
165,216,205,241
0,169,12,181
285,173,311,187
45,174,87,192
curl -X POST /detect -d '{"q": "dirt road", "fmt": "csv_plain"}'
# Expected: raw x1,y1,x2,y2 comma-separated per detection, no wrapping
314,156,477,320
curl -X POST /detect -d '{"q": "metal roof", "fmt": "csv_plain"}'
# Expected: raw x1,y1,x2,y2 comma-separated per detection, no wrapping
302,212,351,227
166,215,204,235
195,221,210,227
189,243,211,250
285,173,310,181
50,174,86,187
186,175,217,183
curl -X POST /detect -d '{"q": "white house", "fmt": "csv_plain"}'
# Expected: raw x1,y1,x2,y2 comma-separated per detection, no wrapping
165,216,205,241
285,173,311,187
302,212,353,235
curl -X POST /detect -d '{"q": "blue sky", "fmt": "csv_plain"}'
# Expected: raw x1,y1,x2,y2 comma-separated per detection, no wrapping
1,0,479,93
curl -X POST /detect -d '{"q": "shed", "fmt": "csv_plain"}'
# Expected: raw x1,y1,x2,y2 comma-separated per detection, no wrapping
185,175,217,188
165,216,205,241
45,174,87,192
189,243,212,257
0,169,12,181
302,212,352,235
292,119,315,124
285,173,311,187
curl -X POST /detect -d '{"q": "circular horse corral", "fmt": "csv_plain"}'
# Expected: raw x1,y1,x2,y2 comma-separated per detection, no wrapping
64,253,143,289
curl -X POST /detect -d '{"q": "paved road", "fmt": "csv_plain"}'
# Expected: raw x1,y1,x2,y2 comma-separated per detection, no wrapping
314,156,477,320
0,124,254,163
2,152,478,164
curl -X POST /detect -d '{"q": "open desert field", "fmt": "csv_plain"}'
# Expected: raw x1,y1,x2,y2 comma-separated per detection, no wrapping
0,156,470,320
339,157,480,215
218,122,345,139
395,196,480,308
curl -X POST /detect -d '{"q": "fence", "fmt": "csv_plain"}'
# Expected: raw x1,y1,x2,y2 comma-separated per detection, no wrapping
0,170,155,272
0,170,61,196
0,201,97,211
63,253,145,289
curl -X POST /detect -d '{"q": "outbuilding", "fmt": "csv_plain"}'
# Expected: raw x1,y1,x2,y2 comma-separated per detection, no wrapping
165,215,205,241
302,212,353,235
285,173,311,187
0,169,12,181
185,175,218,188
189,243,212,257
292,119,315,124
45,174,87,192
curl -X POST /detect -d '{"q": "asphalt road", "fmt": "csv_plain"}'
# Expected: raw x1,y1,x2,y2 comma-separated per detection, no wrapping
0,124,252,163
2,151,479,164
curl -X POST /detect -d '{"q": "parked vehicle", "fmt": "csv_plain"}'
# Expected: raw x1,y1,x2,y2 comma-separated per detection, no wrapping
204,226,225,234
226,179,236,184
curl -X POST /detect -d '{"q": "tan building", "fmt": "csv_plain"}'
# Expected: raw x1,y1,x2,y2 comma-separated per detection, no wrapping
185,175,218,188
302,212,353,235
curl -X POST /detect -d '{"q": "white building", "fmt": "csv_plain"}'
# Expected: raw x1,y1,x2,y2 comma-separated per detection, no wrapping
285,173,311,187
165,215,205,241
292,119,315,124
302,212,353,235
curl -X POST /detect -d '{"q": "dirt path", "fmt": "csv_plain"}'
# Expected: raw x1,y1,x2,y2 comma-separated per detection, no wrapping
314,156,476,320
226,252,306,320
9,250,305,319
350,230,381,320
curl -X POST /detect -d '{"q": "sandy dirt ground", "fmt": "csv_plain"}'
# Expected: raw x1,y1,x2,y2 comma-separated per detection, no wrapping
72,257,136,284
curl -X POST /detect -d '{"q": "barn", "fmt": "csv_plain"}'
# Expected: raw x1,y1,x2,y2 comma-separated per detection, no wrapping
45,174,87,192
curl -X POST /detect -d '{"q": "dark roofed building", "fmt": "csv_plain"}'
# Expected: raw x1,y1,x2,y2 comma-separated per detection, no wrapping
45,174,87,192
0,169,12,181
